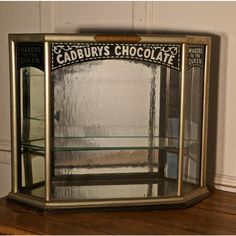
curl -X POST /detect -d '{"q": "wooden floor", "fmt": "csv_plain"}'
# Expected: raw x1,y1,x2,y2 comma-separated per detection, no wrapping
0,189,236,234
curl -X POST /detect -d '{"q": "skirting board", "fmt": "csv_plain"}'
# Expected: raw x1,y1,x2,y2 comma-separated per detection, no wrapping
1,139,236,193
0,139,10,152
209,173,236,193
0,139,11,165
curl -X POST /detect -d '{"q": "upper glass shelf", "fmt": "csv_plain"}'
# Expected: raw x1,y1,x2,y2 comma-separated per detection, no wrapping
21,136,199,152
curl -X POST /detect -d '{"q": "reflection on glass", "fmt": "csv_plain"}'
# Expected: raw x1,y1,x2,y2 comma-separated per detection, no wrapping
20,67,44,141
184,59,204,188
21,153,45,197
158,68,180,189
20,67,45,195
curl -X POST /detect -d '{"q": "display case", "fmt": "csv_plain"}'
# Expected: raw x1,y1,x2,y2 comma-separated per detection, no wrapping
8,34,211,210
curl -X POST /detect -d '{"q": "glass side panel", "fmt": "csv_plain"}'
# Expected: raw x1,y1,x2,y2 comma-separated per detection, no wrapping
158,68,180,187
183,45,205,191
20,67,44,141
21,153,45,196
20,67,45,197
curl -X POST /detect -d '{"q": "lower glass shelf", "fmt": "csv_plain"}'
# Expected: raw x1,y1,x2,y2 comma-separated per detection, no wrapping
21,136,199,152
21,175,199,201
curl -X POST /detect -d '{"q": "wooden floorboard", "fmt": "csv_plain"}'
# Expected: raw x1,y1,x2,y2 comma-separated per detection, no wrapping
1,189,236,234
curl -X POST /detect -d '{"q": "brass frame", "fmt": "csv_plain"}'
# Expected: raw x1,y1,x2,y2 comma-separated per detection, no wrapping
8,34,211,210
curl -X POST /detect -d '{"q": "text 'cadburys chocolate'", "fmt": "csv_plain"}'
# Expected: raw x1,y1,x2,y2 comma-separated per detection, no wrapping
52,43,181,71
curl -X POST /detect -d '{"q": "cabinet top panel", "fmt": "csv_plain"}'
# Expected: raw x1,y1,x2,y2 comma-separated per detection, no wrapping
8,33,211,45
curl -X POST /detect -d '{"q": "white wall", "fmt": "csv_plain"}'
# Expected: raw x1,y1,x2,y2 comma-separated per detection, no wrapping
0,1,236,197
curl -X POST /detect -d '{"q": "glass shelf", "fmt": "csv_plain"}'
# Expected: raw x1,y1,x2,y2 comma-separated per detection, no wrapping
22,177,199,200
21,136,199,152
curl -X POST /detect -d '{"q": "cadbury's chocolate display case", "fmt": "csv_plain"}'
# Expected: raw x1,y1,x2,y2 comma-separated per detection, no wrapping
8,34,211,210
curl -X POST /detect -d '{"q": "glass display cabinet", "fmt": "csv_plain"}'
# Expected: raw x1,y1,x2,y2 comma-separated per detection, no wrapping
8,34,211,210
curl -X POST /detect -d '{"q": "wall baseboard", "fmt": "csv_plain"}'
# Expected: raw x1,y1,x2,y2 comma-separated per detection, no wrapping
208,173,236,193
215,174,236,192
0,139,11,165
0,139,11,152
